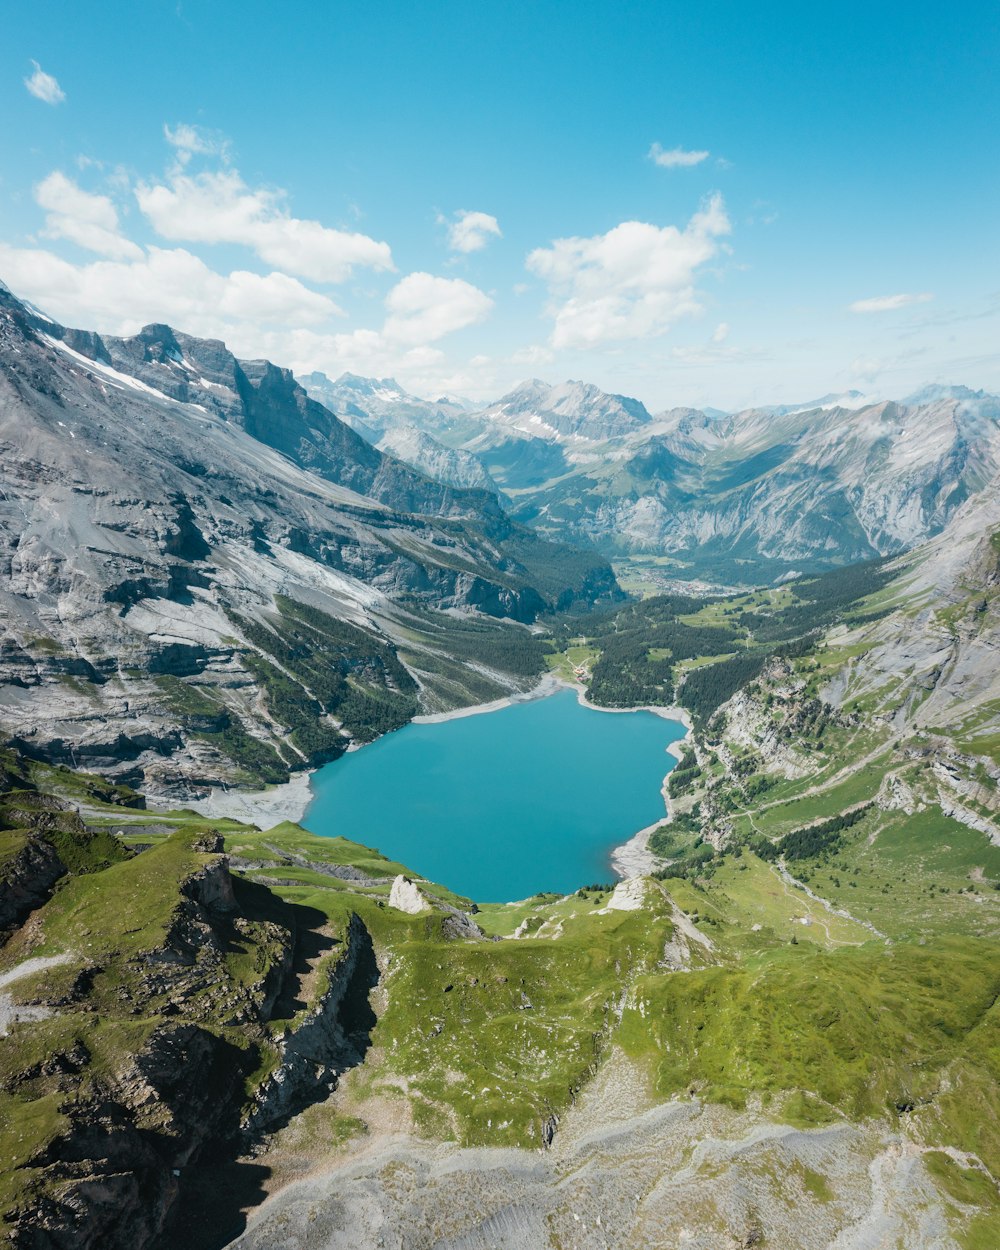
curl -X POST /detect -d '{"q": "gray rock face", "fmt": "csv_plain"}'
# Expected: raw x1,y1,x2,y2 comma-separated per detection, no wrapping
0,288,619,798
504,391,1000,578
229,1094,952,1250
823,477,1000,741
0,834,66,937
298,371,481,445
374,425,502,495
297,369,1000,580
242,913,378,1141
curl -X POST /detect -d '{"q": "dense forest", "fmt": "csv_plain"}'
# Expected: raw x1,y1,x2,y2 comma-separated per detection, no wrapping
555,556,898,721
754,804,874,862
552,594,738,708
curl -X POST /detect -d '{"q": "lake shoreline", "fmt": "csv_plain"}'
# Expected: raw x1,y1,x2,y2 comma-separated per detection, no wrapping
411,671,566,724
184,673,692,887
179,770,314,828
608,731,691,880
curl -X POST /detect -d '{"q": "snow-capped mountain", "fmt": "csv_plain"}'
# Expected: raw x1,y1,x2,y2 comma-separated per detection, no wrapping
477,378,652,444
510,391,1000,580
293,364,1000,582
0,286,619,796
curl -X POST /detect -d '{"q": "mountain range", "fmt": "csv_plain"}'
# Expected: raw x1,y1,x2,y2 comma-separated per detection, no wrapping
301,371,1000,583
0,286,617,800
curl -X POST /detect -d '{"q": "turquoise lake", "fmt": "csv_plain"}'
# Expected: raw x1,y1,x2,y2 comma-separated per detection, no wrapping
303,688,687,902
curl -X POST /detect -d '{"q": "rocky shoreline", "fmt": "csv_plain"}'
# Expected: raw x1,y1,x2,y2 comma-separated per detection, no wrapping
180,771,315,828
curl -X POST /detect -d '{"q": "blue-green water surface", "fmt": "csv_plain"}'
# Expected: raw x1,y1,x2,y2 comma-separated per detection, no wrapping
303,688,686,902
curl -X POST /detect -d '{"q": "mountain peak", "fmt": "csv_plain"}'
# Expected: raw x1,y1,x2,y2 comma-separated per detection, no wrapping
486,377,651,442
903,383,994,406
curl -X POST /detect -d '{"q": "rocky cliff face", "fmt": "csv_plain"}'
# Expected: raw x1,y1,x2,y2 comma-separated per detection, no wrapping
0,834,65,938
241,912,378,1141
475,378,653,442
820,476,1000,739
373,424,502,495
0,287,619,798
0,755,133,937
298,370,480,444
0,799,384,1250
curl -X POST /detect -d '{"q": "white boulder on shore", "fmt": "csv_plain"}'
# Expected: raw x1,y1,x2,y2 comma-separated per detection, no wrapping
389,875,430,914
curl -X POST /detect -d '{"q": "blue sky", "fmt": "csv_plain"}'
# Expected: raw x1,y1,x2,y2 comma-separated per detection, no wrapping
1,1,997,409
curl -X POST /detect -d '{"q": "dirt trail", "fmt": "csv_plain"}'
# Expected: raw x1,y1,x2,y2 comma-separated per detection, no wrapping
774,860,886,942
752,735,896,812
0,952,74,1036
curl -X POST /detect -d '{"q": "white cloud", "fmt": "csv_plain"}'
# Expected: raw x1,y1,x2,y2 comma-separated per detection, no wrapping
35,172,143,261
649,142,709,169
712,321,730,344
444,210,502,253
849,292,933,314
163,123,229,167
526,195,731,349
24,61,65,105
0,243,340,337
136,169,393,282
383,272,493,344
217,270,342,323
256,273,495,391
2,125,498,402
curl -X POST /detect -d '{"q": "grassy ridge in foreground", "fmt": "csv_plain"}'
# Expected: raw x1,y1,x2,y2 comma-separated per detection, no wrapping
622,939,1000,1152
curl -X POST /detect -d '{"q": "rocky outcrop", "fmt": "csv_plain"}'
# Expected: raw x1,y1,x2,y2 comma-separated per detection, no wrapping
0,771,129,939
719,672,816,782
876,772,921,815
242,913,379,1141
604,878,649,911
1,839,325,1250
6,1019,252,1250
388,874,429,914
0,834,65,938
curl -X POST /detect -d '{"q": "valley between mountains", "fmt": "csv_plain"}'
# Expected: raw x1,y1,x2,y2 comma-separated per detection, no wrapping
2,283,1000,1250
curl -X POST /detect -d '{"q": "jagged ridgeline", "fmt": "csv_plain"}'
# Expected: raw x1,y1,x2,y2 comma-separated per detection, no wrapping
0,286,621,800
5,271,1000,1250
302,372,1000,584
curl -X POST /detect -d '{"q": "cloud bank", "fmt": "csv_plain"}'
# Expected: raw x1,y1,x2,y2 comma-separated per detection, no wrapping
135,169,394,283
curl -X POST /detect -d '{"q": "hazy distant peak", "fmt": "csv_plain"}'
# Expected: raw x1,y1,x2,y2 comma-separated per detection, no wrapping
485,377,651,442
903,383,994,406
